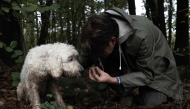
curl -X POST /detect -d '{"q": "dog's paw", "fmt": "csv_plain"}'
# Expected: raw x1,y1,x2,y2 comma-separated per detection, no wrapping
57,102,66,108
33,104,41,109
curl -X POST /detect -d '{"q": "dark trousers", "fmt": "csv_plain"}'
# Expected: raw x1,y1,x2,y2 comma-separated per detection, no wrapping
134,86,168,106
110,84,172,105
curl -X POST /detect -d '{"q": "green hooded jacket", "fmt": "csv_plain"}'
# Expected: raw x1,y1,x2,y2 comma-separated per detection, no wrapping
80,7,183,100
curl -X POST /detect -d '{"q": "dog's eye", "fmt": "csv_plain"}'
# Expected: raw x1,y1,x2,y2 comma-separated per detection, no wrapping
68,58,73,62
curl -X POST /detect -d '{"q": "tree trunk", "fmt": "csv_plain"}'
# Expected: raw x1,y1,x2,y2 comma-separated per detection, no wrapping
145,0,150,18
157,0,166,38
37,0,52,45
66,5,71,43
145,0,157,26
52,13,56,42
128,0,136,15
174,0,189,65
91,0,95,14
58,10,64,42
168,0,173,46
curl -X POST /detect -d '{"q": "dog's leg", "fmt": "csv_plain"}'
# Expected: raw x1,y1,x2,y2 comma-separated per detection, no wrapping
17,83,24,102
49,79,66,108
27,82,41,109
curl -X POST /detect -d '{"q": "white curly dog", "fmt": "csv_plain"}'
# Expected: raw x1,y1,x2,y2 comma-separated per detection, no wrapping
17,43,83,109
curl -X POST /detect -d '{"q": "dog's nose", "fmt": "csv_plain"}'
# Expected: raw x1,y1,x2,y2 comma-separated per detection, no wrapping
80,66,84,72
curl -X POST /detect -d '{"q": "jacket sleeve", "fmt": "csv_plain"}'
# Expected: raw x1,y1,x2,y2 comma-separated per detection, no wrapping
120,30,156,88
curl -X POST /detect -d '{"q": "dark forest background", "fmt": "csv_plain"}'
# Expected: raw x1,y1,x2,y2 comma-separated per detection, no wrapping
0,0,189,66
0,0,190,109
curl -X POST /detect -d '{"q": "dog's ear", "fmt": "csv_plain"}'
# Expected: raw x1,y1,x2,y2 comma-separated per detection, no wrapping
46,54,63,79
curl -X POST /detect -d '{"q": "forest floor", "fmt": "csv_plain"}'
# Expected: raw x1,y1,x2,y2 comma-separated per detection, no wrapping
0,59,190,109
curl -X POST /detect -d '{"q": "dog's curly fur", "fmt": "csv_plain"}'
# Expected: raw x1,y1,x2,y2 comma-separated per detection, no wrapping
16,43,83,109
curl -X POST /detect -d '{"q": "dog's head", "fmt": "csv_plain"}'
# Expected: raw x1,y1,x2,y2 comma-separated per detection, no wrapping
47,43,83,79
60,46,83,77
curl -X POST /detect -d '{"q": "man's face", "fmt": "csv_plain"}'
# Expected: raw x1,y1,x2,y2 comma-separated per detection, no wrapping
100,37,117,58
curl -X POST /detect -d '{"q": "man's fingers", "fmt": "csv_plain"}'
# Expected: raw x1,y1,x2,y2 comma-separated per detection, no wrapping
91,68,101,82
92,69,100,78
89,69,96,81
96,67,104,75
89,68,100,81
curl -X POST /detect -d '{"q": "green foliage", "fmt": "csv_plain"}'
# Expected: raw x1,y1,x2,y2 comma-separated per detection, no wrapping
41,101,66,109
50,4,60,10
46,94,53,98
24,4,38,12
5,47,13,52
37,6,50,13
12,2,21,10
1,7,9,13
41,94,70,109
1,0,60,23
2,0,60,12
0,40,24,86
3,0,11,3
3,40,17,52
15,55,24,64
13,50,23,56
83,97,89,102
97,83,107,90
6,41,24,70
38,4,60,13
10,41,17,49
0,41,3,48
11,72,20,86
0,40,24,65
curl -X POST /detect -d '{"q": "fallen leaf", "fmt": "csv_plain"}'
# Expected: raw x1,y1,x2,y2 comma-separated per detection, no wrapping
0,98,6,106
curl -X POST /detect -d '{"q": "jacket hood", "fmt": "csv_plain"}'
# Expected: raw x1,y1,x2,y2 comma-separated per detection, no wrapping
105,10,133,44
105,9,133,70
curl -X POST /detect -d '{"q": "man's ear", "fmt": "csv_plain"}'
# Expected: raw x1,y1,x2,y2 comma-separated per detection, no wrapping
111,37,117,44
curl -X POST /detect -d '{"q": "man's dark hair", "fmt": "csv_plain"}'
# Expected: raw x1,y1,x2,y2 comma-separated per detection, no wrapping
81,13,119,56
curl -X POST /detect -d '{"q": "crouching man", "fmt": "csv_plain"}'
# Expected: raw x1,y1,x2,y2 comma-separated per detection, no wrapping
79,7,183,107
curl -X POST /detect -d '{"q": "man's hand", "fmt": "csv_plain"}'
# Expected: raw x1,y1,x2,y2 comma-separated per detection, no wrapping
89,67,117,84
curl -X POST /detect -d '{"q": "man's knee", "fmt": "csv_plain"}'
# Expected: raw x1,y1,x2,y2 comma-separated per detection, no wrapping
135,86,167,106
